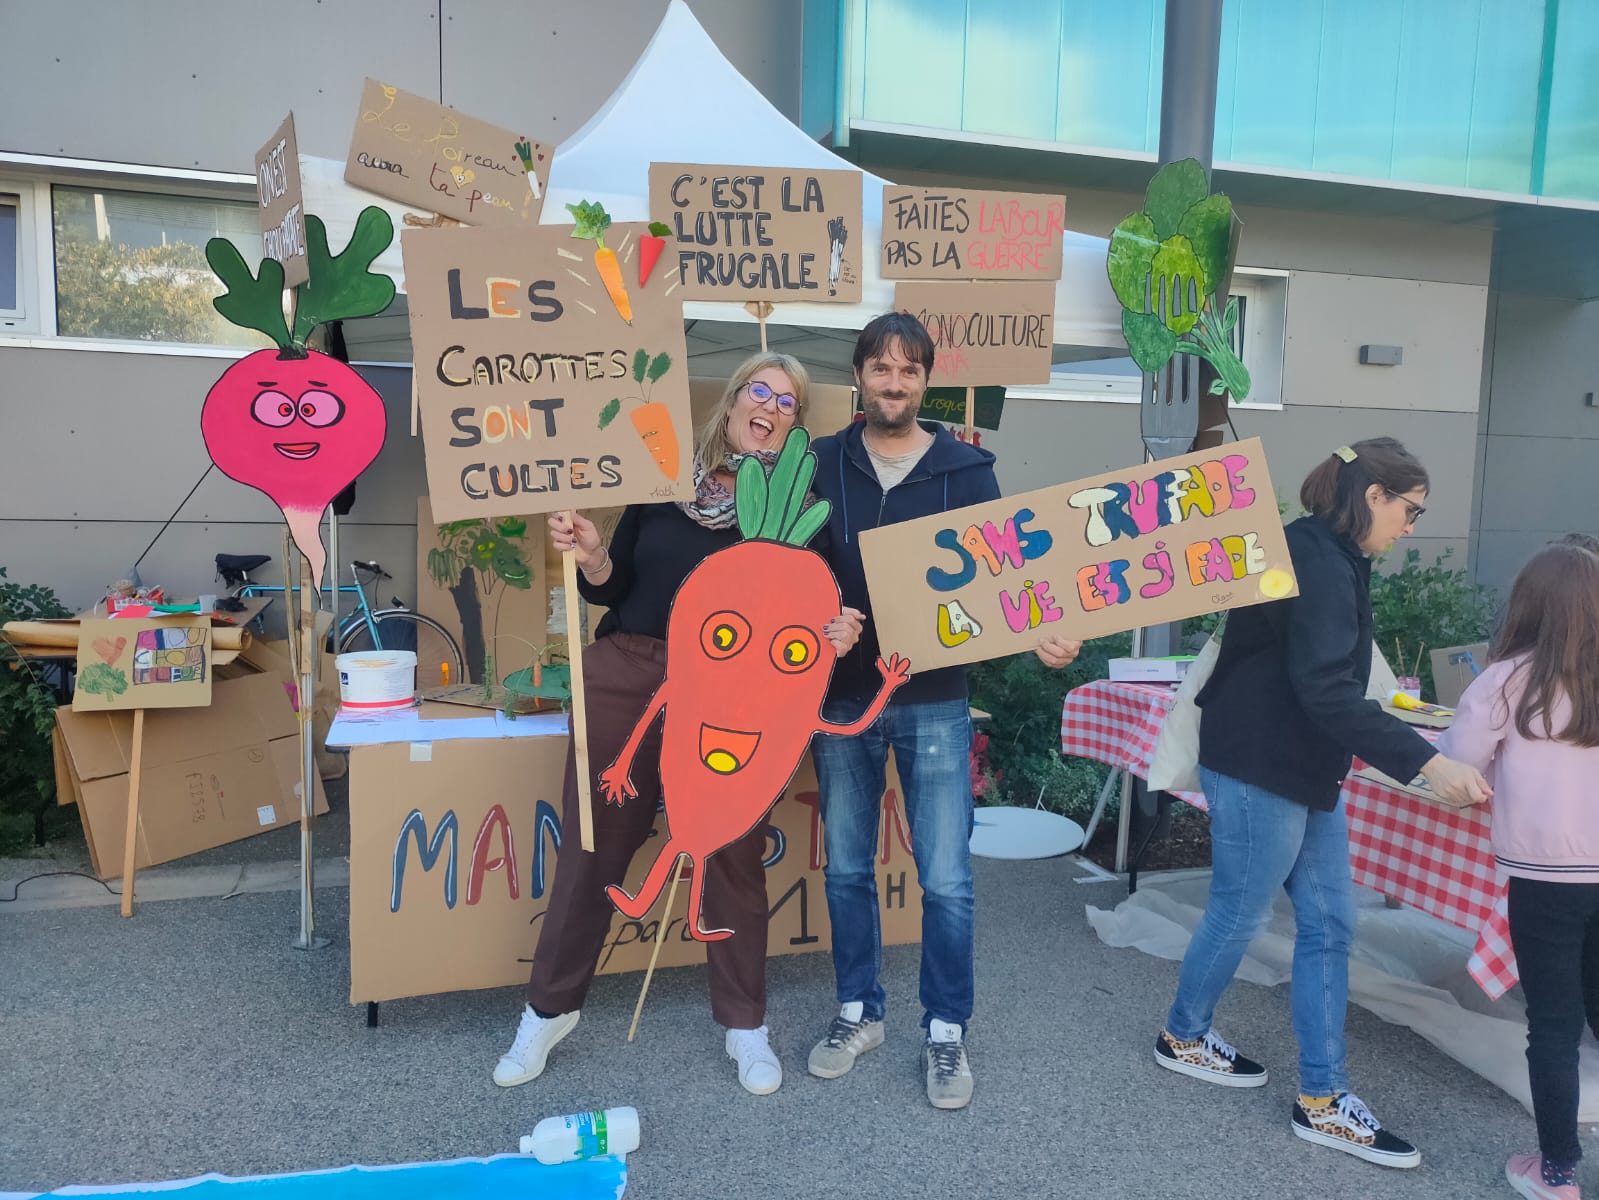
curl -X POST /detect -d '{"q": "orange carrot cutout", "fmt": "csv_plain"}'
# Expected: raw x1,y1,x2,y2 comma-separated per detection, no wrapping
600,428,910,941
567,199,631,325
599,348,681,481
639,221,671,287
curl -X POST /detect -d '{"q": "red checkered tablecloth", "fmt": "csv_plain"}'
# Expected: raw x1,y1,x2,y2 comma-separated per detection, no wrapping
1062,678,1517,998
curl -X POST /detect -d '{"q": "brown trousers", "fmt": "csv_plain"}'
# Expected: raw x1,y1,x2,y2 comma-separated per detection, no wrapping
526,632,770,1029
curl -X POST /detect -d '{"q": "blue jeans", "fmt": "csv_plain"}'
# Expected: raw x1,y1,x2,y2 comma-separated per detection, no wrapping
1166,768,1356,1095
812,696,975,1031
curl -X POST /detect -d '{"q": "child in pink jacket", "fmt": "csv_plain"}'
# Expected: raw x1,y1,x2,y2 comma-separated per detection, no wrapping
1438,543,1599,1200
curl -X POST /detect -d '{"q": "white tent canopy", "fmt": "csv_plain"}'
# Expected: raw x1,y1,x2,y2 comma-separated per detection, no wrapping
306,0,1126,379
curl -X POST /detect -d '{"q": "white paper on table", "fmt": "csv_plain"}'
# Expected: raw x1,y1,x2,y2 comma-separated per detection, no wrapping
326,708,568,747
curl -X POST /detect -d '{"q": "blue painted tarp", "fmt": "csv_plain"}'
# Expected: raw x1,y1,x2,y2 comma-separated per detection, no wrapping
2,1154,627,1200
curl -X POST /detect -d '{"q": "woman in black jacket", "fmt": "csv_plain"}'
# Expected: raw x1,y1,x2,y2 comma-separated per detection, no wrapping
1152,438,1490,1170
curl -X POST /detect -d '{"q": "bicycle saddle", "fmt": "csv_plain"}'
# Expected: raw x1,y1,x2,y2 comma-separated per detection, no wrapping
216,553,272,573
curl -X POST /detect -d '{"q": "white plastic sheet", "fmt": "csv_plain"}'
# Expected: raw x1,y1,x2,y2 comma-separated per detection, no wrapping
1088,869,1599,1120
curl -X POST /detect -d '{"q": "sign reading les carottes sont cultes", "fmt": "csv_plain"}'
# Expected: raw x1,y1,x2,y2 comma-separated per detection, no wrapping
345,78,549,226
858,438,1297,669
880,187,1067,281
647,163,863,303
401,219,694,522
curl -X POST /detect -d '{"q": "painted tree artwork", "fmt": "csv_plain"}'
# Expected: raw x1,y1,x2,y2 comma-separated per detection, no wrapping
600,430,910,941
426,515,535,683
200,206,398,589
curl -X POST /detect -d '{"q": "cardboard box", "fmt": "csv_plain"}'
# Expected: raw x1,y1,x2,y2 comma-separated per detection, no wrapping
54,669,329,878
1430,643,1490,708
1109,656,1196,684
347,728,920,1004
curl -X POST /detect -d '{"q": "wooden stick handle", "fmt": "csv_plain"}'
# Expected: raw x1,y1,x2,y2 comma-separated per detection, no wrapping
963,385,975,442
628,855,685,1042
744,301,774,352
562,522,594,852
119,708,145,918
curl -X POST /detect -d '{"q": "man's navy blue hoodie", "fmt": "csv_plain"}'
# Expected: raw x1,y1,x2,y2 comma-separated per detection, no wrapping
810,418,1000,706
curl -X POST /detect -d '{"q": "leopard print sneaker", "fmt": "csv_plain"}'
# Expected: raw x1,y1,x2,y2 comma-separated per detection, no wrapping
1154,1028,1268,1087
1291,1092,1421,1168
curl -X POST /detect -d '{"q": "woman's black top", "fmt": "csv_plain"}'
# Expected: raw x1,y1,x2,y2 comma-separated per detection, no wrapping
577,503,739,642
1196,515,1435,811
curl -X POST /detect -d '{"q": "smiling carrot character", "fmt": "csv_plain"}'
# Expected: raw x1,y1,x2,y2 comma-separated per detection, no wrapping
601,429,910,941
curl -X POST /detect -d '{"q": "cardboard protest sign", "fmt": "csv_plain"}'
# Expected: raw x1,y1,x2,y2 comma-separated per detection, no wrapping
347,741,920,1004
859,437,1296,669
648,163,862,303
73,617,213,711
402,212,693,521
202,207,396,585
920,386,1005,431
894,280,1054,388
254,113,308,287
345,78,548,226
881,187,1066,281
600,431,908,941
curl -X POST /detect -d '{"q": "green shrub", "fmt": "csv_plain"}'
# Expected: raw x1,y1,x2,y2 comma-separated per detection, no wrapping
1370,547,1496,702
0,568,74,852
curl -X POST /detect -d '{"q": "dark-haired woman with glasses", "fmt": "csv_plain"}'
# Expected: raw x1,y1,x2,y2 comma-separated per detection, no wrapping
1152,437,1491,1170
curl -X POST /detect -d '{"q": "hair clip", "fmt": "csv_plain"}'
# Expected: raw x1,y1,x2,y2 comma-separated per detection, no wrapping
1333,446,1357,463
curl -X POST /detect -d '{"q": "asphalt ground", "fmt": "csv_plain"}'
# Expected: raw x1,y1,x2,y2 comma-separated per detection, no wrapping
1,793,1588,1200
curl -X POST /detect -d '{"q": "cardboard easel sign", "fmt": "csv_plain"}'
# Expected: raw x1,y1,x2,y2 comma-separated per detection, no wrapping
254,112,308,287
648,163,863,303
893,280,1056,388
881,187,1066,281
345,78,548,226
859,437,1297,669
72,617,213,712
402,221,694,521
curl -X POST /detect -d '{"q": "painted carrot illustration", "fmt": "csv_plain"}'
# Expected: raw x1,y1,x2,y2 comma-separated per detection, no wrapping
638,221,670,287
599,347,680,481
567,199,631,324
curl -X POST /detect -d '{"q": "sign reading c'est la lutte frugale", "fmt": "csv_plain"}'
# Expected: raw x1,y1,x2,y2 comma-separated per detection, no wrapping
648,163,863,303
858,437,1297,669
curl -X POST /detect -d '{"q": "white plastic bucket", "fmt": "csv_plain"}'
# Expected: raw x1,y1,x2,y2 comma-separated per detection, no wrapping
336,650,417,709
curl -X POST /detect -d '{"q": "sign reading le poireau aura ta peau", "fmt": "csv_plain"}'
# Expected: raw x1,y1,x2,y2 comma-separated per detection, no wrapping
858,437,1297,669
648,163,863,303
402,208,693,522
345,78,549,226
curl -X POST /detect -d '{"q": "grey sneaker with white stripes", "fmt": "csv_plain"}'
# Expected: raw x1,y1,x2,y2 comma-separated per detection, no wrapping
807,1002,884,1079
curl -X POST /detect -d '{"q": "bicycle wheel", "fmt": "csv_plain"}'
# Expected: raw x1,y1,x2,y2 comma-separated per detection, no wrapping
337,610,464,691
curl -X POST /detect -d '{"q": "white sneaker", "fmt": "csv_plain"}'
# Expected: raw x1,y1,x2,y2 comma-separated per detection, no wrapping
725,1025,783,1096
492,1005,579,1087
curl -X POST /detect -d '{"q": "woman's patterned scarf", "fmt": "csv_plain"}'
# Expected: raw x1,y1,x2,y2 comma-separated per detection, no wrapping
677,450,779,530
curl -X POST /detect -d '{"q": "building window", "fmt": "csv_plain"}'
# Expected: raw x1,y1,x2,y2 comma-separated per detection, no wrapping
0,188,28,330
51,185,271,348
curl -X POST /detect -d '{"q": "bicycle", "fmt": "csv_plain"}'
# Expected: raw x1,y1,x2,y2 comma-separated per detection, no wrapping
214,553,465,689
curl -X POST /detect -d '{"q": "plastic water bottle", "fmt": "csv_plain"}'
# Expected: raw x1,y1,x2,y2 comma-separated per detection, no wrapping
519,1106,640,1164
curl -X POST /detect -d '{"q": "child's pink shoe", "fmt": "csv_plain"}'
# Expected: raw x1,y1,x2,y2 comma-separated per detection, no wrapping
1506,1152,1581,1200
